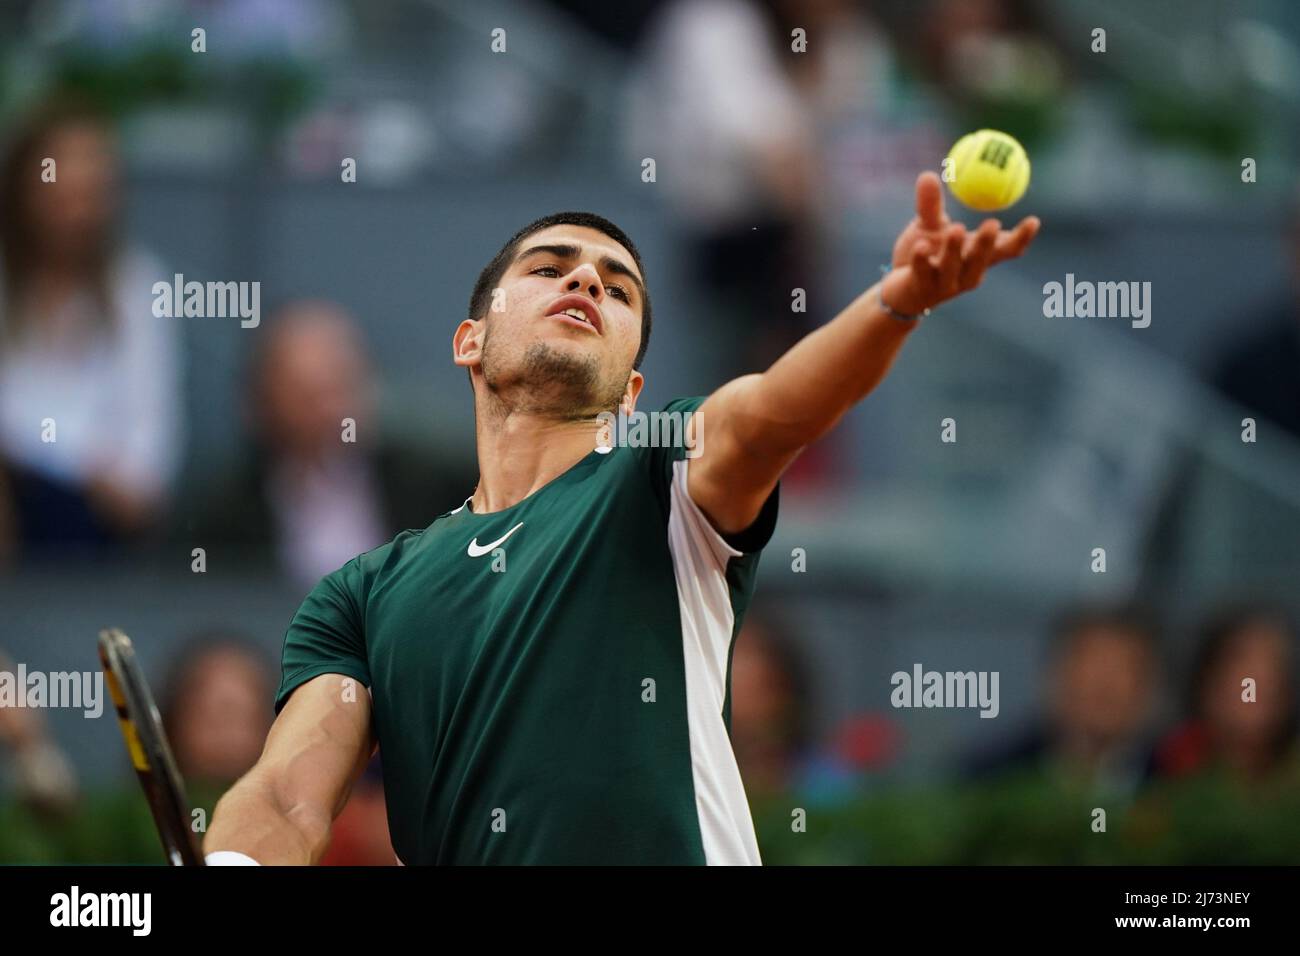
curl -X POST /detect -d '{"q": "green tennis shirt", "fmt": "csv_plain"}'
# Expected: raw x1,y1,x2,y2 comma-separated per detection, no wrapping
274,397,779,865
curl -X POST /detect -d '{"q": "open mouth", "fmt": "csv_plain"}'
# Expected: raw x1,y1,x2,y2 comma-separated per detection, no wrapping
546,295,602,334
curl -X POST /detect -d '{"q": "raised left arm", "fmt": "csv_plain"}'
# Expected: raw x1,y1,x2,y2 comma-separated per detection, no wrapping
689,171,1040,535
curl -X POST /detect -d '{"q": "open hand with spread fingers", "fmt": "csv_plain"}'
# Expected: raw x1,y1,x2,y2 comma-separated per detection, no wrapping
880,171,1040,319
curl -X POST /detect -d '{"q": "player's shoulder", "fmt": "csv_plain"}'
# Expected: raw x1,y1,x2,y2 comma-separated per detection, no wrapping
330,524,434,591
626,396,707,455
615,396,707,458
364,524,433,564
601,396,707,505
658,395,706,415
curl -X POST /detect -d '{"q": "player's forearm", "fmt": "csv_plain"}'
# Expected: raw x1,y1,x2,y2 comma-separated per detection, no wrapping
746,280,917,452
205,770,333,865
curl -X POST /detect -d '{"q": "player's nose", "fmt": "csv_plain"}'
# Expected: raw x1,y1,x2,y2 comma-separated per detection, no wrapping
563,262,605,301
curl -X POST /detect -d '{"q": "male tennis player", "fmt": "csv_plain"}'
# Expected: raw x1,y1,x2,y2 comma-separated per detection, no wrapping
204,172,1038,865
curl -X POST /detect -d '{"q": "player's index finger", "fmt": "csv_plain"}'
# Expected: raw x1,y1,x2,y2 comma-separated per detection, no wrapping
915,171,944,229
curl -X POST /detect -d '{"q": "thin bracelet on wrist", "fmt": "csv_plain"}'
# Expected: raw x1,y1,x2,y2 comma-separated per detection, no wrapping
878,264,931,322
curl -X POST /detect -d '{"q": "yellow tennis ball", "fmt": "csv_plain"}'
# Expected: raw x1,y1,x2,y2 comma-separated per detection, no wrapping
945,129,1031,212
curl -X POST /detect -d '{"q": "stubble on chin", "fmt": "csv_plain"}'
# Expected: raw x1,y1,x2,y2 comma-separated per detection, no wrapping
483,340,624,419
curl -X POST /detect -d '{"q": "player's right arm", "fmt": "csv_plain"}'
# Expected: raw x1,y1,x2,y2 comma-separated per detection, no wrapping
688,172,1039,538
204,673,373,865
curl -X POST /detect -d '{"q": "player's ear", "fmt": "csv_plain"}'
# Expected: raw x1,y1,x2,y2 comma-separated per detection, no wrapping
620,369,644,416
453,318,484,369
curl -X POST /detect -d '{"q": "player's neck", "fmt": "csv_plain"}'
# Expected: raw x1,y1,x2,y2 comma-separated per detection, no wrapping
470,407,602,514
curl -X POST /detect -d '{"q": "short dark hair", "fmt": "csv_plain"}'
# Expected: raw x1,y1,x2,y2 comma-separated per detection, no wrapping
467,211,652,369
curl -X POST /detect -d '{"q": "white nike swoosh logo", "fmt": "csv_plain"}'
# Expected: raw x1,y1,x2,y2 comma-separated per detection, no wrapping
467,521,524,557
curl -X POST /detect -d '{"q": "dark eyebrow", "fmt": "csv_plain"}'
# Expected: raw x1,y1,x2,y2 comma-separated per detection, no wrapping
516,242,646,304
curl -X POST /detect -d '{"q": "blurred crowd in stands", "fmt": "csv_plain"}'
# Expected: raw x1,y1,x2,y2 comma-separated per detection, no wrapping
3,598,1296,863
0,101,475,574
1,0,1298,863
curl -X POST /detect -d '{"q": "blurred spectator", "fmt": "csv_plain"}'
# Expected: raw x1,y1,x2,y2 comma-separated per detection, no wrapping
627,0,887,376
730,609,815,798
160,631,395,864
0,650,78,818
731,605,892,803
319,755,396,866
192,300,475,587
0,96,182,558
158,632,274,793
0,632,275,865
966,604,1162,797
628,0,894,488
1214,192,1300,441
1155,605,1300,787
915,0,1068,123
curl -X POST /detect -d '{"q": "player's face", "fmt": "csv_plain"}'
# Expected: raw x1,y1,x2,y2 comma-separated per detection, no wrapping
458,224,645,416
